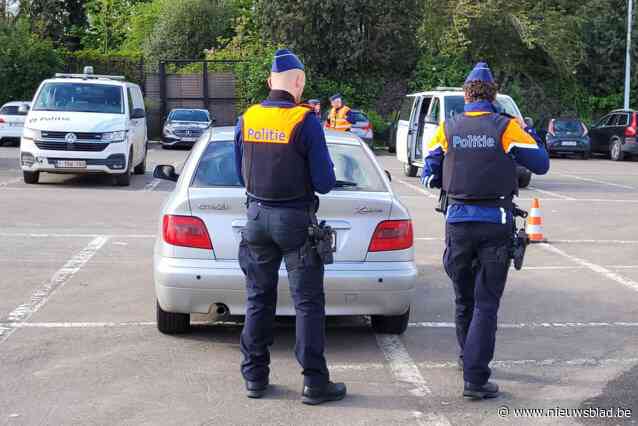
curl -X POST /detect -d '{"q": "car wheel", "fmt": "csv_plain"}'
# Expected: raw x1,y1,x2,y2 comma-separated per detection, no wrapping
23,170,39,184
610,139,625,161
582,150,591,160
114,150,133,186
161,144,172,150
371,308,410,334
404,162,418,177
133,143,147,175
388,144,396,154
156,301,190,334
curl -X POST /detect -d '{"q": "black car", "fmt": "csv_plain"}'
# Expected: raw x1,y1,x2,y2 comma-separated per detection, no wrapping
545,117,591,159
589,109,638,161
162,109,214,149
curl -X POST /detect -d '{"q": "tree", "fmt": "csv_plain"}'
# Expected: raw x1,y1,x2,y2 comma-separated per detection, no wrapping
121,0,168,53
254,0,422,79
0,20,63,105
18,0,88,50
143,0,237,65
83,0,132,53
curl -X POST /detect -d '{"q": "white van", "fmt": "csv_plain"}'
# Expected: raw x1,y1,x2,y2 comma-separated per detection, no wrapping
19,67,148,186
395,87,532,187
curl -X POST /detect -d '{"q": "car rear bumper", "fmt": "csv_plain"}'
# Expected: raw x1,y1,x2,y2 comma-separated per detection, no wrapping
622,140,638,154
154,256,417,316
0,127,24,139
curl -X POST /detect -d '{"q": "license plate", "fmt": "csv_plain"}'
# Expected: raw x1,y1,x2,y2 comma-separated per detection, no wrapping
56,160,86,168
182,137,196,142
562,141,577,146
7,123,19,127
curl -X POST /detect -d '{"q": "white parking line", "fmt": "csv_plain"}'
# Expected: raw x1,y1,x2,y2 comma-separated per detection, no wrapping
394,178,438,199
540,243,638,293
556,173,635,190
374,334,451,426
527,185,575,200
0,236,109,344
408,321,638,329
144,179,161,191
0,232,154,239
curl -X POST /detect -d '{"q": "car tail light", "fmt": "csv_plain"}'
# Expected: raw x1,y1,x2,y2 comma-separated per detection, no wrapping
625,113,637,137
163,215,212,249
0,117,5,124
547,119,555,136
364,122,372,131
368,220,413,252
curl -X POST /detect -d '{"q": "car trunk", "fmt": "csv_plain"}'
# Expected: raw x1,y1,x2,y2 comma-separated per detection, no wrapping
188,187,392,262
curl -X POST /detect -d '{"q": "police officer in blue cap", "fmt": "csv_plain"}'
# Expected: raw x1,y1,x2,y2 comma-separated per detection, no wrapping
234,48,347,405
421,62,550,399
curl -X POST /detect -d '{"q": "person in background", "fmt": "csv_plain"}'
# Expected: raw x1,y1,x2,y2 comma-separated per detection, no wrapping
307,99,322,121
325,94,354,131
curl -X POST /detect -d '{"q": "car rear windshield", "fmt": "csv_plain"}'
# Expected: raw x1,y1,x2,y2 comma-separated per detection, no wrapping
191,141,387,192
554,119,584,134
169,110,209,122
444,95,520,119
33,82,124,114
350,111,368,123
0,105,28,116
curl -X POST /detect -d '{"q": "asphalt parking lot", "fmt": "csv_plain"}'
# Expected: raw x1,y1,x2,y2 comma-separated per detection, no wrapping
1,144,637,426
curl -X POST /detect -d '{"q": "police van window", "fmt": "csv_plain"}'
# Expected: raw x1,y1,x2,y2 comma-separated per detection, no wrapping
329,144,386,192
398,97,414,121
191,142,242,187
427,98,439,123
33,82,124,114
445,96,465,119
127,88,135,116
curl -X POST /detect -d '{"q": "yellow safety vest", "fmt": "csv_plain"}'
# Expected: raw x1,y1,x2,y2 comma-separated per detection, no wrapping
327,106,352,131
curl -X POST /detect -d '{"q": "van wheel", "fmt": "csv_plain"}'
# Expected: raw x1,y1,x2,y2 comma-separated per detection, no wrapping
404,162,418,177
371,308,410,334
115,151,133,186
23,171,39,184
134,143,147,175
610,139,625,161
388,145,396,154
157,301,190,334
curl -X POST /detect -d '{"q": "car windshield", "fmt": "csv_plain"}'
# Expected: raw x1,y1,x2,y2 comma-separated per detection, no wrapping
0,105,28,116
554,119,583,134
169,110,209,122
444,95,520,119
33,82,124,114
191,141,387,192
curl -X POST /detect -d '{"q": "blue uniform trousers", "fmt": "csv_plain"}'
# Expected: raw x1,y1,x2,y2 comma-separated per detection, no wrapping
443,221,511,386
239,202,329,387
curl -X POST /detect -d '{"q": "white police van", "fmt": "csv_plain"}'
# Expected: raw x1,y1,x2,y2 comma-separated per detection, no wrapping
395,87,533,188
19,67,148,186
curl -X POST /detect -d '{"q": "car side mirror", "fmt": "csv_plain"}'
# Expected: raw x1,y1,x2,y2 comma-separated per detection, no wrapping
18,103,30,114
154,165,179,182
384,170,392,182
524,117,534,128
131,108,145,119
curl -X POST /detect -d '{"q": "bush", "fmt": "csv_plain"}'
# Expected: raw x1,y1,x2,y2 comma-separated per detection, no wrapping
365,110,389,136
0,20,63,105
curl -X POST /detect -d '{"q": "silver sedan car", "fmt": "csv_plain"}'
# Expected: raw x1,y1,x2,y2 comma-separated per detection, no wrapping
153,127,417,335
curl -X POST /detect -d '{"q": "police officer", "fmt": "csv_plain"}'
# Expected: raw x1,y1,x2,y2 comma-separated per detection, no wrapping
234,48,347,405
307,99,322,120
325,94,354,131
421,62,549,399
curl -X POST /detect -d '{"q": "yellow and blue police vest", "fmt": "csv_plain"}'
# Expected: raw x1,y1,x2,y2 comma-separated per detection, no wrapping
327,106,352,131
241,104,314,201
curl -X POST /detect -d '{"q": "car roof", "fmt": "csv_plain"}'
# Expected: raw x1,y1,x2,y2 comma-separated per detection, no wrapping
210,126,364,146
406,89,514,100
41,77,131,86
170,108,209,113
610,109,636,113
1,101,31,107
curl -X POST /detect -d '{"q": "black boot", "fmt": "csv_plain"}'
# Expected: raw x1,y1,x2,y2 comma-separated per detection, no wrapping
463,381,499,399
302,381,347,405
245,379,269,399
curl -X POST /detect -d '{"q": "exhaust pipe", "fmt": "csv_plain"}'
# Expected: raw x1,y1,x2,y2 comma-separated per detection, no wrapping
214,303,230,318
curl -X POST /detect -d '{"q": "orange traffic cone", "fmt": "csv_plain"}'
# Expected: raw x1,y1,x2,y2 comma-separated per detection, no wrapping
526,198,546,243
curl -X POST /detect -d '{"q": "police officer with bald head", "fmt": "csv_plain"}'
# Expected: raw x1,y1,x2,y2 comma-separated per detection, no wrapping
421,62,549,399
234,48,346,405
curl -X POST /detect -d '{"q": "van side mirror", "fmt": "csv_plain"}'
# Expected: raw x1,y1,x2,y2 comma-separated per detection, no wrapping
18,103,30,114
384,170,392,182
154,165,179,182
131,108,145,119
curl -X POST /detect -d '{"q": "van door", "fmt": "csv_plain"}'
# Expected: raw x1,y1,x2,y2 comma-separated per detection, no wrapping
126,86,145,165
409,96,432,163
396,96,415,164
418,97,441,158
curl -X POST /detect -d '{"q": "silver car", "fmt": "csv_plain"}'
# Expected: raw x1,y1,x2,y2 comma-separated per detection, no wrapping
153,127,416,335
